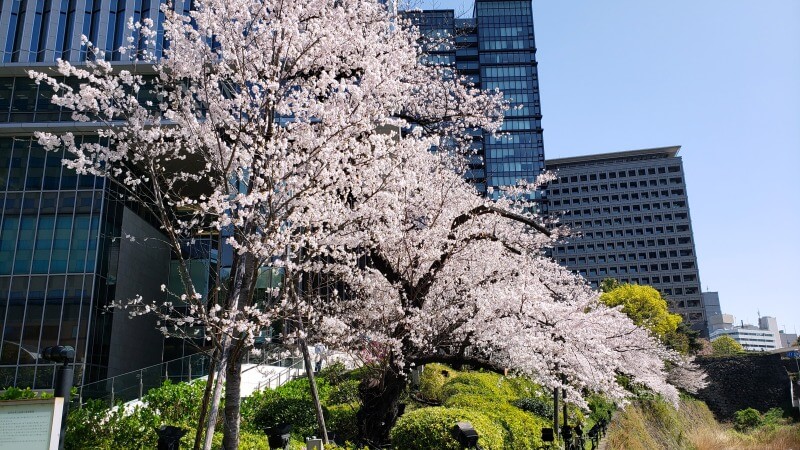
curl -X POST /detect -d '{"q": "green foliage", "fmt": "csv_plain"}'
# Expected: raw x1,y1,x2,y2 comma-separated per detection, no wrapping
66,399,161,450
0,386,53,400
444,394,547,449
587,394,615,424
734,407,764,431
418,363,456,402
390,407,504,450
662,322,703,355
141,379,208,429
64,379,211,450
328,379,360,406
326,403,359,444
439,372,517,401
600,283,682,339
241,377,332,438
600,277,621,293
711,335,744,356
318,361,349,385
513,396,554,419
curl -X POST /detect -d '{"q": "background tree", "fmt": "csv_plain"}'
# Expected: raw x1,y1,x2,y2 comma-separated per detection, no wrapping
599,283,683,340
600,277,621,293
711,335,744,356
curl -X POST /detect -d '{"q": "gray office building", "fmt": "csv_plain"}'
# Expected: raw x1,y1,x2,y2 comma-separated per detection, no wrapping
545,146,707,330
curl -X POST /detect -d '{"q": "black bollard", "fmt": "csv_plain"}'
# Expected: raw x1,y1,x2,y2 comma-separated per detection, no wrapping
157,425,187,450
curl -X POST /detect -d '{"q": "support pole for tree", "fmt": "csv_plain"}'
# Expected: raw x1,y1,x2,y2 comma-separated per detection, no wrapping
296,325,329,445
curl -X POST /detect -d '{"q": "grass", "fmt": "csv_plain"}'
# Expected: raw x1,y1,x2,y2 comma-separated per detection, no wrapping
604,396,800,450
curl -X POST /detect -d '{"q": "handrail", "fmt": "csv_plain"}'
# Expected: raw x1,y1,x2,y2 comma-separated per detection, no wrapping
79,351,212,390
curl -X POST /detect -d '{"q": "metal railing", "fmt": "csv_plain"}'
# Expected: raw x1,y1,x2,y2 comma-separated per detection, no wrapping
250,357,306,392
79,352,211,407
77,352,307,407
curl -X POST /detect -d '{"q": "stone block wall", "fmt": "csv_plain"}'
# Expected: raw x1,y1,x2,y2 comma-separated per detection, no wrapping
695,353,792,421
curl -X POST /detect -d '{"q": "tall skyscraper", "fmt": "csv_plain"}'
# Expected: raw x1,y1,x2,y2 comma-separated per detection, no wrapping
545,147,708,330
406,0,546,194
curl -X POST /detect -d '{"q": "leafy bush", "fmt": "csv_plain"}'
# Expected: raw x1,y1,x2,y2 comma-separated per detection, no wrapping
328,379,360,406
0,386,53,400
318,361,349,385
734,407,764,431
513,396,554,419
418,363,456,403
141,379,208,429
445,394,547,449
390,407,504,450
588,394,615,424
326,403,359,444
439,372,516,401
241,377,332,438
66,399,161,450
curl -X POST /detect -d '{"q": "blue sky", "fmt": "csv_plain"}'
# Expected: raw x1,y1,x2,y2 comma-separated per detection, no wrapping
425,0,800,334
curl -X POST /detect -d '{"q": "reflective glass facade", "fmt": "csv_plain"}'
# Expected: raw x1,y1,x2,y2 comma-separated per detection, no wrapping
0,0,176,389
408,0,545,194
0,135,110,388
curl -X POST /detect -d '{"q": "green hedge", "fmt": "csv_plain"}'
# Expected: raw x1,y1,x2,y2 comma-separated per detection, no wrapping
418,363,457,403
445,394,548,449
439,372,519,401
326,403,359,444
390,407,505,450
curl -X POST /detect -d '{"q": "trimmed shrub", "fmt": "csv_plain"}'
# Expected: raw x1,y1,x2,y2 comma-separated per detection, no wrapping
439,372,516,401
418,363,456,402
328,379,360,406
513,396,554,420
241,377,331,438
141,379,207,429
445,394,548,449
390,407,504,450
326,403,359,444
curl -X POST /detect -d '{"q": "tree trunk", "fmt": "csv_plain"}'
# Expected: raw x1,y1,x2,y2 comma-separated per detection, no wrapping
222,345,243,450
300,339,329,444
357,362,407,447
203,341,229,450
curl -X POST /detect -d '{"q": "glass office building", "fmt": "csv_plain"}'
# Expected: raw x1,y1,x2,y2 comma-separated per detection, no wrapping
0,0,198,389
406,0,546,194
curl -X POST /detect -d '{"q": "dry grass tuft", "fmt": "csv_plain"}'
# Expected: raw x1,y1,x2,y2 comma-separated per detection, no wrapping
604,396,800,450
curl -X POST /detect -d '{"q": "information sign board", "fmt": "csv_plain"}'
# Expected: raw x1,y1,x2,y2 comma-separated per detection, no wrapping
0,397,64,450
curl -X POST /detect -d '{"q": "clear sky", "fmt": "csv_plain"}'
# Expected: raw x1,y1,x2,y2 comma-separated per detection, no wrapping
423,0,800,334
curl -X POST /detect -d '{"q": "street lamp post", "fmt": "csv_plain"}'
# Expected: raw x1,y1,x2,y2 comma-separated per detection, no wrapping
40,345,75,450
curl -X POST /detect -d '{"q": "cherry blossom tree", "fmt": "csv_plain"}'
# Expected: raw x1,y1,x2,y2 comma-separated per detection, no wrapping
30,0,700,447
31,0,505,448
305,150,694,444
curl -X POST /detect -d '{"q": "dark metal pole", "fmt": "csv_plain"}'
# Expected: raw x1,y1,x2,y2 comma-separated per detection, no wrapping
54,362,74,450
553,386,559,441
